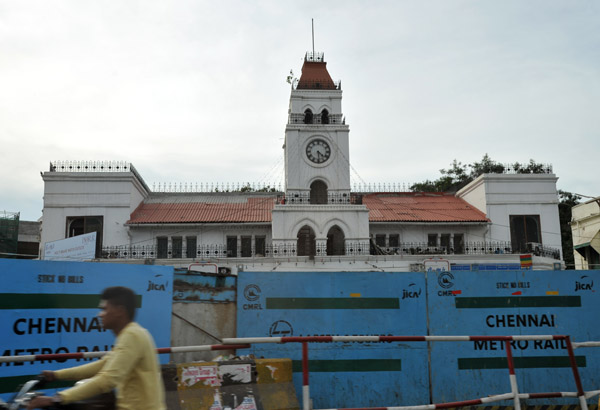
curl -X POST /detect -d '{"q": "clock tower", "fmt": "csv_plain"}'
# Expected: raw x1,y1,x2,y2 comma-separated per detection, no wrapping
271,52,370,257
283,52,351,203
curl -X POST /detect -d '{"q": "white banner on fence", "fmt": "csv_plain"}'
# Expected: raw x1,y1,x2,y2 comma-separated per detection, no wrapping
43,232,97,261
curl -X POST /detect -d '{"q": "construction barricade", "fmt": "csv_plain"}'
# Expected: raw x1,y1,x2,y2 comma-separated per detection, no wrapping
2,336,600,410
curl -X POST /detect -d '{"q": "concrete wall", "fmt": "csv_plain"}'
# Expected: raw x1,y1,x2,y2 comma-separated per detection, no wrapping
285,87,350,193
171,302,237,363
128,225,272,250
169,272,237,363
288,89,343,115
458,173,562,255
271,204,369,243
368,223,488,244
284,128,351,192
41,171,148,252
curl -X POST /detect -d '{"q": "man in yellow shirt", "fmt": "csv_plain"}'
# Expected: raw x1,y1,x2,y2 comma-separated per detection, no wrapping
28,286,166,410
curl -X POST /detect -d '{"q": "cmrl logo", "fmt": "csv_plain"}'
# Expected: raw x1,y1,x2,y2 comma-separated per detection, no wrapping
438,272,454,289
437,272,459,297
244,284,261,301
243,284,263,310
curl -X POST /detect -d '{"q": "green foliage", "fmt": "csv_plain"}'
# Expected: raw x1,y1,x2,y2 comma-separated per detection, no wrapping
512,159,547,174
410,154,546,193
558,190,581,269
238,183,278,193
410,179,441,192
471,154,505,175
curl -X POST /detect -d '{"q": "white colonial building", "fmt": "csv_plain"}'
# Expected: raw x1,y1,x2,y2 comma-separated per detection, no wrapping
571,197,600,270
39,52,563,272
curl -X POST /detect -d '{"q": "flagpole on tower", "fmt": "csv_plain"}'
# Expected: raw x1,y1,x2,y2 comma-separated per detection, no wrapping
312,18,315,56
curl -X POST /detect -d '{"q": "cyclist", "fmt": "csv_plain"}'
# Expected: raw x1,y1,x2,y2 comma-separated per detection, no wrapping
27,286,166,410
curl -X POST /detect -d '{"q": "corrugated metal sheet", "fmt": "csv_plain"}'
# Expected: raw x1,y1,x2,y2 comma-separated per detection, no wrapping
173,272,236,303
363,192,489,222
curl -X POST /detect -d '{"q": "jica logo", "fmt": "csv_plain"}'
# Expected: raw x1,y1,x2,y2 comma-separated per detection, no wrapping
575,275,594,292
402,283,422,299
147,280,167,291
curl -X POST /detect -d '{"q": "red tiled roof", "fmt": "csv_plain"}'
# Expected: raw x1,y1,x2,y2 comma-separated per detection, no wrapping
297,60,336,90
363,192,489,223
127,196,277,224
127,193,489,224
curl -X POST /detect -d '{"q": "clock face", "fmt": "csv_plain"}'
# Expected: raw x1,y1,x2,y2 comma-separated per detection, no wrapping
306,139,331,164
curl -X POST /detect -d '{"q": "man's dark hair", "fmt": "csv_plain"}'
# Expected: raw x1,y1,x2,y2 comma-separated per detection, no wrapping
101,286,137,321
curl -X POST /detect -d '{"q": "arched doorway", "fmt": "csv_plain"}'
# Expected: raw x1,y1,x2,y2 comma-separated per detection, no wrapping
297,225,316,257
304,109,313,124
321,109,329,124
327,225,345,255
310,180,328,204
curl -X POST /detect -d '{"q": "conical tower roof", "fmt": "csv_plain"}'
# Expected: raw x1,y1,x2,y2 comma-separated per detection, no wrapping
296,53,337,90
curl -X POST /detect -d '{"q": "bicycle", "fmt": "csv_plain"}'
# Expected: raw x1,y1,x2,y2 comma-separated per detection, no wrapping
0,376,115,410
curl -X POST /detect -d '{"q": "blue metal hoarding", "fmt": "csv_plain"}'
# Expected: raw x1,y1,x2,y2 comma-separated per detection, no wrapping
0,259,173,401
238,269,600,408
427,269,600,405
237,271,429,409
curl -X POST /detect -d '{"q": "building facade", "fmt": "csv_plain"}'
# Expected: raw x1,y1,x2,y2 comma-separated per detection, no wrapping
39,52,563,272
571,198,600,270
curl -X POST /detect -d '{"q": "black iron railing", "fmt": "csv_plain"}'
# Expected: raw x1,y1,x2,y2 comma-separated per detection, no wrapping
277,192,362,205
288,113,344,125
50,160,132,173
368,241,561,259
100,241,560,260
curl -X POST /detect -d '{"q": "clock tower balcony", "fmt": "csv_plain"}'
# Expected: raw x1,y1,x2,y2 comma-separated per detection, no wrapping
288,113,344,125
277,192,361,205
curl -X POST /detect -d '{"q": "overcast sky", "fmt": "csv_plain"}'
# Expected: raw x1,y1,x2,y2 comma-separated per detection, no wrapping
1,1,599,221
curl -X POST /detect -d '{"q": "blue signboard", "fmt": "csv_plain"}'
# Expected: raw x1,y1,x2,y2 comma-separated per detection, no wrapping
238,270,600,408
427,269,600,405
0,259,173,400
237,271,428,409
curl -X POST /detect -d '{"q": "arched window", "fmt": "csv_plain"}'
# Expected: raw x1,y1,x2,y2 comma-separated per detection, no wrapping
297,225,316,257
310,180,328,204
304,109,313,124
327,226,345,256
321,109,329,124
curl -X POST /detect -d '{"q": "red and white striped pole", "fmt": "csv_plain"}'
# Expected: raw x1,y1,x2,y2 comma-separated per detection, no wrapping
0,344,251,364
302,341,311,410
565,336,588,410
222,335,560,344
503,339,521,410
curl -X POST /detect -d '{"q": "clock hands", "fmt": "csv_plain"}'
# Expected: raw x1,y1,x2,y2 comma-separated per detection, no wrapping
306,139,330,163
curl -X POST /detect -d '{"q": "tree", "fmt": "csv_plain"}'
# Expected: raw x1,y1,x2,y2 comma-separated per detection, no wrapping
558,190,581,269
512,159,548,174
471,153,505,176
239,183,278,193
410,154,546,193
